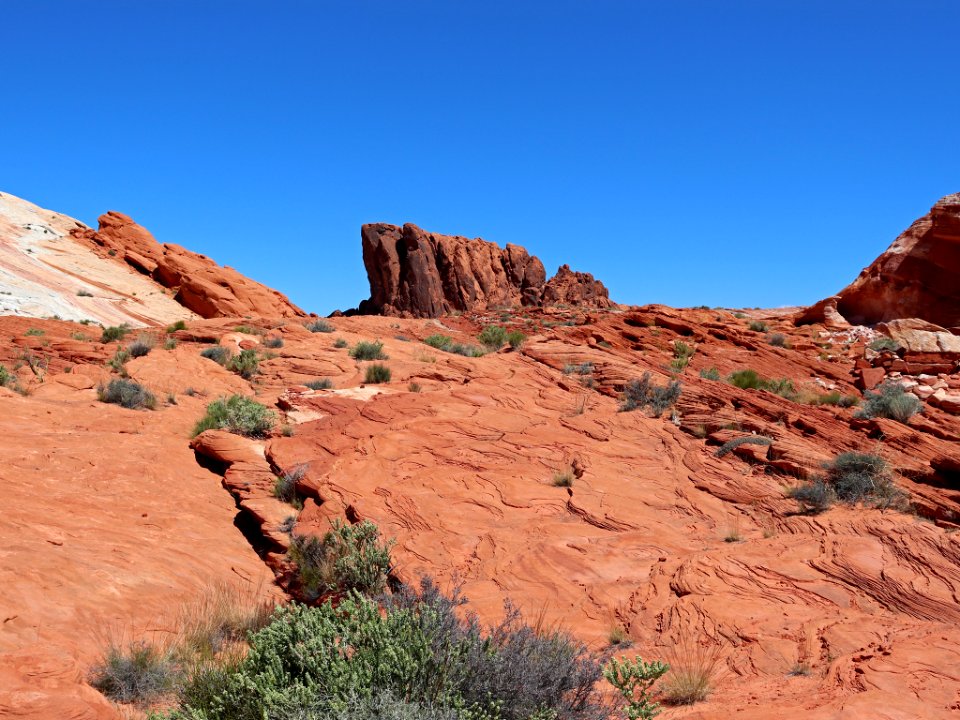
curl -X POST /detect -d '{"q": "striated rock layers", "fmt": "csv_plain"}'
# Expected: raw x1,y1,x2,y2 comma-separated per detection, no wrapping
801,193,960,328
358,222,613,317
72,211,306,319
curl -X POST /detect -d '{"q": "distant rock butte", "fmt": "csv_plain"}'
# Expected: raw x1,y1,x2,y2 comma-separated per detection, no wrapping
358,222,613,317
72,211,306,319
801,192,960,328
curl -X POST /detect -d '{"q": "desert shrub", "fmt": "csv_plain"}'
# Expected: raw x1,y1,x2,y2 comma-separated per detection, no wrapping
127,336,154,358
733,312,746,319
788,452,906,513
227,349,260,379
101,324,130,343
854,381,922,423
175,582,275,664
234,325,264,335
869,337,900,352
169,578,609,720
767,333,789,348
787,479,835,513
408,382,422,393
661,643,722,706
306,319,334,333
350,340,387,360
305,378,332,390
727,369,796,399
424,334,452,349
620,372,681,416
25,327,44,336
764,377,797,400
193,395,276,437
164,337,178,350
699,367,721,381
167,320,188,333
564,362,594,376
747,320,768,332
478,325,508,350
714,435,772,458
604,655,669,719
0,365,11,388
447,342,485,357
333,337,348,348
200,345,231,365
812,390,859,407
263,336,284,349
107,349,131,375
77,289,94,297
274,464,307,509
552,468,575,487
289,520,393,599
670,340,695,372
506,330,526,350
98,379,156,410
89,640,178,705
364,363,391,383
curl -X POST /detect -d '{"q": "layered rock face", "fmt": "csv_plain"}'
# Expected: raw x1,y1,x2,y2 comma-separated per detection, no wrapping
801,193,960,328
358,222,612,317
72,211,306,319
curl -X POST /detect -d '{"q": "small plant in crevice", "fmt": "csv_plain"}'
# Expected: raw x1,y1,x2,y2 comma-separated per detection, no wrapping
506,329,526,350
364,363,391,384
288,519,393,600
478,325,508,350
620,372,681,416
199,345,232,365
234,324,264,336
306,319,334,333
192,395,276,438
107,349,131,376
767,333,789,348
727,369,797,400
97,379,157,410
608,625,632,648
854,381,921,423
24,327,44,336
408,381,422,393
670,340,695,372
350,340,387,361
552,468,575,487
77,288,94,297
424,333,452,350
273,464,307,509
163,337,178,350
127,335,154,358
305,378,332,390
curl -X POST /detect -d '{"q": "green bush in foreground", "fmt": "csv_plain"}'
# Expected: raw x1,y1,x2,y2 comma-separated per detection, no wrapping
506,329,526,350
193,395,276,437
604,656,670,720
289,519,393,600
98,379,156,410
478,325,508,350
350,340,387,360
364,363,391,383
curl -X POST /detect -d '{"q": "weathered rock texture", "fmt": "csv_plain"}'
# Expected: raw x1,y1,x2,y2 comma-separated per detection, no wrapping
72,211,306,319
801,193,960,327
358,222,612,317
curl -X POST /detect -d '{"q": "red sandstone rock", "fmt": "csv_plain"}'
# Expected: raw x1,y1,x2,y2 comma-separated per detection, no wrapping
358,222,611,317
72,212,306,319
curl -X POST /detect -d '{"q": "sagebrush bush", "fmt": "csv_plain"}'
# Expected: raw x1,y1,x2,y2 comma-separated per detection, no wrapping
670,340,695,372
263,336,284,349
306,319,335,333
98,379,157,410
620,372,681,416
767,333,788,348
747,320,768,332
787,479,834,513
350,340,387,360
333,337,348,348
727,369,796,399
364,363,391,383
788,451,906,513
227,349,260,379
714,435,772,458
167,320,188,333
127,336,154,358
506,330,526,350
699,367,721,381
447,342,485,357
193,395,276,437
200,346,232,365
869,337,900,352
101,324,130,343
289,520,393,599
552,468,575,487
89,640,177,704
305,378,332,390
854,381,921,423
424,334,452,349
478,325,508,350
274,464,307,509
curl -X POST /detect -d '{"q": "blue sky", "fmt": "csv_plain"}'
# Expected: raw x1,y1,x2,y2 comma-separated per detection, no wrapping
3,1,958,314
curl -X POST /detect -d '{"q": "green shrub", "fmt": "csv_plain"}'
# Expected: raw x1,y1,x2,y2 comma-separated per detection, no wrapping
101,324,130,343
788,451,906,513
478,325,508,350
699,367,721,381
812,390,859,408
306,319,334,333
350,340,387,360
670,340,695,372
227,349,260,379
620,373,681,416
305,378,332,390
424,334,452,350
767,333,789,348
506,330,526,350
274,464,307,509
604,655,670,720
164,337,178,350
869,337,900,352
727,369,796,399
193,395,276,438
854,381,921,423
289,520,393,599
715,435,772,458
0,365,11,388
447,342,485,357
787,479,834,513
364,363,391,384
89,640,177,705
747,320,768,332
167,320,188,333
564,362,594,376
98,379,156,410
234,325,264,335
127,336,154,358
334,337,349,348
200,345,231,365
24,327,44,336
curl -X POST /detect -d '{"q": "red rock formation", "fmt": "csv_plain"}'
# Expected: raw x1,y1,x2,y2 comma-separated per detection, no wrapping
72,211,306,319
358,222,612,317
800,193,960,327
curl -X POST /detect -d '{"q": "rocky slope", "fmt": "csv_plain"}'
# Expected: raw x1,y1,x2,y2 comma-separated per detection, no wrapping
358,222,613,317
3,193,960,719
801,192,960,328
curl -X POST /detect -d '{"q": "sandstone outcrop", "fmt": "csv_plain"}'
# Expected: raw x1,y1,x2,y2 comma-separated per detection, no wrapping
357,222,612,317
800,193,960,327
72,211,306,319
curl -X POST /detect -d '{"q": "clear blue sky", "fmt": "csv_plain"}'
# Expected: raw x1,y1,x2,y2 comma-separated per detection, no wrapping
4,1,958,314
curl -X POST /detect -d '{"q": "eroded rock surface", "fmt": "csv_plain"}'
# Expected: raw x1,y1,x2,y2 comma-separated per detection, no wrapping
358,222,612,317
